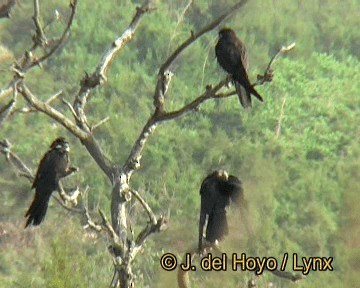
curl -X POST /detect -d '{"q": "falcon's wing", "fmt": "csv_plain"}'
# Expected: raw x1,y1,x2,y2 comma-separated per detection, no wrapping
31,150,57,189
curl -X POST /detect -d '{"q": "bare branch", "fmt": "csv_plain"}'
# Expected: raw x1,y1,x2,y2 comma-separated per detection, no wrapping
83,192,103,231
58,181,80,206
124,1,249,175
130,215,168,260
96,1,155,80
157,79,229,122
31,0,48,48
255,42,296,86
62,98,81,121
45,90,63,104
17,83,88,139
1,1,78,101
0,99,15,124
26,0,79,70
153,70,174,113
12,90,63,115
159,0,249,75
73,0,154,130
157,41,295,122
99,209,125,254
53,195,84,213
129,189,157,225
0,139,34,181
91,116,110,131
123,118,157,173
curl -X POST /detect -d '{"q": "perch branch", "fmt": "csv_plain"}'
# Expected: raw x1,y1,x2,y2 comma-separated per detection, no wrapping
58,181,80,206
0,138,82,212
124,1,247,174
160,40,296,122
177,243,305,288
159,0,249,75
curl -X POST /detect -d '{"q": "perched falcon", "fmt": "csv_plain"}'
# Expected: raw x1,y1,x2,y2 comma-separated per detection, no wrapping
215,28,263,108
25,137,77,228
198,170,244,252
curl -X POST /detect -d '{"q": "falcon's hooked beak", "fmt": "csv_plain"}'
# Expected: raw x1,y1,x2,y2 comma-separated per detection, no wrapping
56,142,70,152
218,169,229,180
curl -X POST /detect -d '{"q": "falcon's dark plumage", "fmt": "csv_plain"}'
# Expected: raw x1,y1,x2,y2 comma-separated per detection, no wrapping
198,170,244,251
25,137,76,228
215,28,263,108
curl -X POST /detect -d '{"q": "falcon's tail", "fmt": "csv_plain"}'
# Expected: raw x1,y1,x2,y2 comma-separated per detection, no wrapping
206,209,228,243
235,82,251,108
25,188,52,228
234,81,263,109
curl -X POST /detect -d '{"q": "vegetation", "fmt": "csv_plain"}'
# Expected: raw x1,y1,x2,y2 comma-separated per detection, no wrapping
0,0,358,287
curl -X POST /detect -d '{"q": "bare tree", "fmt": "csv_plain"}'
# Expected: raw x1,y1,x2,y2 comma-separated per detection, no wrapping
0,0,296,287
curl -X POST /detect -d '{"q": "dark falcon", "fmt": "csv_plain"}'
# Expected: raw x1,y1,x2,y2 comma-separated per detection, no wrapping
215,28,263,108
25,137,77,228
198,170,244,252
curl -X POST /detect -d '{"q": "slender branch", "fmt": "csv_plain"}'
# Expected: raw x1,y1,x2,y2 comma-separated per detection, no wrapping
91,116,110,131
58,181,80,206
99,209,124,254
31,0,47,48
62,98,81,121
158,41,296,122
0,1,78,100
124,1,248,174
130,215,168,260
0,139,34,181
0,99,16,125
254,42,296,86
157,79,229,122
123,118,157,174
73,0,154,131
96,1,155,80
17,83,88,139
53,195,84,213
129,189,157,225
12,90,63,115
159,0,248,75
0,138,83,213
45,90,63,104
26,0,79,70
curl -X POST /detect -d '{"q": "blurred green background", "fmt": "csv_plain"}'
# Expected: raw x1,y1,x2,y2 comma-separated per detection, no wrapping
0,0,359,287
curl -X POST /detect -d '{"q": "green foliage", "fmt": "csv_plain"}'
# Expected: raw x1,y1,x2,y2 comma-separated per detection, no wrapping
0,0,358,287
